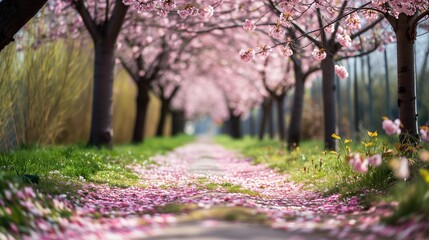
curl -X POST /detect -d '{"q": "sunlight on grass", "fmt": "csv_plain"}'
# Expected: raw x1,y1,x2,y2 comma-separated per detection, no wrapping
0,135,194,195
215,135,394,197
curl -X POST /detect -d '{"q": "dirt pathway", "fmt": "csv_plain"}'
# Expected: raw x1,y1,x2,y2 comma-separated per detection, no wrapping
32,138,427,239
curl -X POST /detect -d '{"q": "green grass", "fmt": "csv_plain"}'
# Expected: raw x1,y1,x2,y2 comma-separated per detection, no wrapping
215,135,395,197
196,177,259,196
0,135,194,196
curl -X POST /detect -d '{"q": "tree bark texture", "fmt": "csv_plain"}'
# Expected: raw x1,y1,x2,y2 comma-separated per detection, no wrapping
276,95,286,141
249,111,255,137
395,14,419,144
88,42,116,148
288,71,305,149
321,54,337,150
0,0,47,51
229,114,242,139
171,111,185,136
84,0,128,147
156,99,169,137
132,83,150,143
258,99,271,140
268,101,274,139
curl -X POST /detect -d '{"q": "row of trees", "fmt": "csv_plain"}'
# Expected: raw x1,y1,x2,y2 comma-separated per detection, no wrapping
1,0,428,150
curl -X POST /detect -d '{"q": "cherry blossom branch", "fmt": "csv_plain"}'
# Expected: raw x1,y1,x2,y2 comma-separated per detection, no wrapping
72,0,100,40
106,0,128,42
350,16,384,40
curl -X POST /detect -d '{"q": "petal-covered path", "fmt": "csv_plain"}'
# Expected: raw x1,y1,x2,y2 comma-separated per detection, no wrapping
32,138,428,239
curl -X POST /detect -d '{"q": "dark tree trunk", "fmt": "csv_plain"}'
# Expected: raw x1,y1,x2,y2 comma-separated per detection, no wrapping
384,50,392,119
249,111,255,137
172,110,185,136
417,42,429,125
268,100,274,139
83,0,128,148
336,75,344,137
156,99,169,137
230,114,242,139
258,99,271,140
354,57,360,134
288,71,305,149
276,94,286,141
321,54,337,150
132,83,150,143
367,55,375,131
346,61,354,139
394,14,419,144
0,0,47,51
88,42,116,148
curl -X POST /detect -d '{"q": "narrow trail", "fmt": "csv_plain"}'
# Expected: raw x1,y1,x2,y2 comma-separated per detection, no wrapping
33,138,427,239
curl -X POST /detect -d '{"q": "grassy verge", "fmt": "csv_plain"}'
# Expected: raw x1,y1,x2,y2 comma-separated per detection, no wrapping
0,135,194,196
216,135,399,196
216,135,429,224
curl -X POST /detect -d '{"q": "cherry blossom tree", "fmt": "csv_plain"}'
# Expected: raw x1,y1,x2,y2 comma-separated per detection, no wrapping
47,0,220,147
238,0,403,149
0,0,47,51
153,78,182,137
380,1,429,144
260,57,294,141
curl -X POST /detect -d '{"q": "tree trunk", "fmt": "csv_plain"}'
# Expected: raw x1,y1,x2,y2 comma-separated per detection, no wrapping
336,75,344,137
288,71,305,149
88,42,116,148
417,42,429,125
346,61,354,139
230,114,242,139
249,110,255,137
227,109,242,139
354,57,360,134
258,99,270,140
132,83,150,143
0,0,47,51
321,54,337,150
395,14,419,144
384,50,392,119
268,99,274,139
172,110,185,136
367,54,375,131
156,99,169,137
276,95,286,141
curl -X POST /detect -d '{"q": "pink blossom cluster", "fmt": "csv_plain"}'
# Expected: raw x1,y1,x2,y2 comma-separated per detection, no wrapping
279,45,293,57
312,48,327,61
268,25,284,39
382,118,401,135
362,10,379,20
279,12,293,27
337,33,352,48
345,13,361,30
348,153,382,173
277,0,301,12
370,0,426,18
123,0,215,18
334,65,349,80
239,49,255,62
259,45,271,58
243,19,256,31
